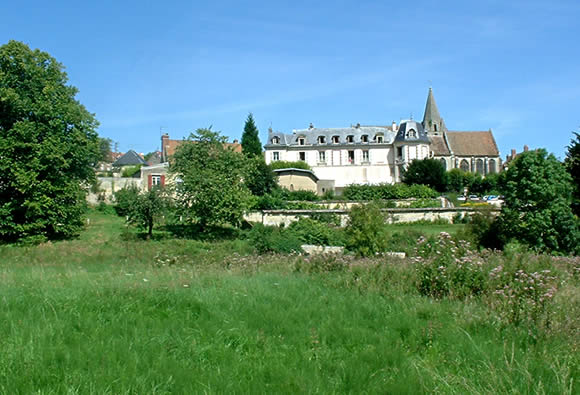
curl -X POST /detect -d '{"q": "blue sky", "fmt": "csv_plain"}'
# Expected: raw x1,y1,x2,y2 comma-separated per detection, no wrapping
2,0,579,159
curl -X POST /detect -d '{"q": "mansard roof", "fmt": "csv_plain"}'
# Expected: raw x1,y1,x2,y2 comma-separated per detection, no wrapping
446,131,499,156
394,120,430,144
266,126,397,147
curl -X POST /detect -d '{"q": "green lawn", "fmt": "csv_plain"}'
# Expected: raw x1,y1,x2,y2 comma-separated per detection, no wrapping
0,211,577,393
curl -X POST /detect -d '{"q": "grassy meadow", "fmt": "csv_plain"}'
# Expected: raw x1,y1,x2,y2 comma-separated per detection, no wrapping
0,211,578,393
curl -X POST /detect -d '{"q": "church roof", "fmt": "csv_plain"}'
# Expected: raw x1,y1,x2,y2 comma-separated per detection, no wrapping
422,88,442,127
112,150,147,166
429,135,451,155
446,131,499,156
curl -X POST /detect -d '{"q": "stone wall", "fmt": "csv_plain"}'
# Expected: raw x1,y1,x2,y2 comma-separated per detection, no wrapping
87,177,141,204
244,207,499,227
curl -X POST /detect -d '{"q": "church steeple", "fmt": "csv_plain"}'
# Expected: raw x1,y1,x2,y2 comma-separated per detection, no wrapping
422,87,446,135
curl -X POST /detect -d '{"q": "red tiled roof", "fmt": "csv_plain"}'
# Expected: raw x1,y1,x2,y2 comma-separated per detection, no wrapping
446,131,499,156
162,137,242,161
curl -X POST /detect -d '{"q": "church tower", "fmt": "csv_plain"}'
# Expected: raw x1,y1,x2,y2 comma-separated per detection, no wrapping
422,87,447,136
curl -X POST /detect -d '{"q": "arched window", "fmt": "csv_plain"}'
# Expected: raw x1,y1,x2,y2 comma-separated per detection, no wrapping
460,159,470,172
406,129,417,138
434,124,438,132
271,136,280,144
346,135,354,143
317,136,326,144
488,159,496,174
440,158,446,170
332,135,340,144
361,135,369,143
476,159,484,175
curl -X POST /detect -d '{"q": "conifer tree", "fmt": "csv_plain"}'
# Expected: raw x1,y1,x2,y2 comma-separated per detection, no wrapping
241,113,262,157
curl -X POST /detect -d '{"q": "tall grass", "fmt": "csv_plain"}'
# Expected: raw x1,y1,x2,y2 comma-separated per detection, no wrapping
0,211,577,393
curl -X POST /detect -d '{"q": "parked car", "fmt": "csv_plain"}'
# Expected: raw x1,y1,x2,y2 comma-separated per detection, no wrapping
468,195,479,201
457,195,467,201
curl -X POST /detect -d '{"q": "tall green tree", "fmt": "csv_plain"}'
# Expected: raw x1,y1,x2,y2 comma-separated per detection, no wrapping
498,149,579,254
171,128,252,228
244,156,277,196
241,113,262,157
0,40,100,242
564,130,580,216
402,158,447,192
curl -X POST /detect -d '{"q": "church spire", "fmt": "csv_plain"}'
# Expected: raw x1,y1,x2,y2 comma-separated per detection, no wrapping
422,87,445,135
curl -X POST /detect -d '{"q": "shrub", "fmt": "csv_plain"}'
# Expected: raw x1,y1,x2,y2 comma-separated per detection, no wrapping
342,183,438,201
402,158,448,192
415,232,487,299
247,224,303,254
345,203,387,256
463,208,503,250
113,185,140,217
269,160,312,171
287,218,344,246
121,165,143,178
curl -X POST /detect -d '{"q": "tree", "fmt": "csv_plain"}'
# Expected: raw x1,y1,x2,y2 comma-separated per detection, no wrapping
171,128,252,228
99,138,113,162
498,149,579,254
345,203,388,257
402,158,447,192
564,130,580,216
114,185,169,239
244,156,277,196
0,40,100,242
241,113,262,157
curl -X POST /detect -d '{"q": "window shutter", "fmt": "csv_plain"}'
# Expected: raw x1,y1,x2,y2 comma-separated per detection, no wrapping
148,175,152,190
161,175,165,187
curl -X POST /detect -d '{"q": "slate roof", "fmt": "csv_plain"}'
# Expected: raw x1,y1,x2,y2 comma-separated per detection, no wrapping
112,150,147,166
429,135,451,155
422,88,442,127
394,120,430,144
265,126,397,147
446,131,499,156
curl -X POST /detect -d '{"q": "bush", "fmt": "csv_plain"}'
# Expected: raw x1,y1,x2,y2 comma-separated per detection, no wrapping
415,232,487,299
247,224,303,254
462,208,503,250
287,218,344,246
121,165,143,178
269,161,312,171
113,185,140,217
342,183,438,201
402,158,448,192
345,203,387,256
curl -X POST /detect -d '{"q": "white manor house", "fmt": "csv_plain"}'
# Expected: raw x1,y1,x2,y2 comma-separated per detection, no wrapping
264,89,501,192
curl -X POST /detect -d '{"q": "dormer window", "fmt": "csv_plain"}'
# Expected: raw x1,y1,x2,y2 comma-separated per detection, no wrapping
298,136,306,145
346,135,354,143
272,136,280,144
406,129,417,138
332,136,340,144
375,134,384,143
434,124,438,132
361,135,369,143
318,136,326,144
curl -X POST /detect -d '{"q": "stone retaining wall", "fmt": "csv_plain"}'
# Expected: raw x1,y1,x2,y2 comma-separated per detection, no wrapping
244,207,499,227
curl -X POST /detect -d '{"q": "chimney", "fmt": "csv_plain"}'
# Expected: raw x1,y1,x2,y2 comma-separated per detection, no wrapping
233,139,239,144
523,145,529,152
355,123,360,129
161,133,169,162
309,123,314,130
392,121,397,131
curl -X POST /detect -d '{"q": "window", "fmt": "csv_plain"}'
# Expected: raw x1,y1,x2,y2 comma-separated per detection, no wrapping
406,129,416,138
298,136,305,145
375,135,384,143
362,150,369,162
318,151,326,162
152,175,161,186
272,136,280,144
346,135,354,143
361,135,369,143
488,159,497,174
476,159,484,175
440,158,446,170
299,152,306,161
272,152,280,161
460,159,470,172
318,136,326,144
348,150,355,164
397,146,403,159
332,135,340,144
434,124,438,132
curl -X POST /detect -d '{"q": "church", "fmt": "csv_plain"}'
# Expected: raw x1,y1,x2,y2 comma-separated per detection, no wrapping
264,88,501,193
